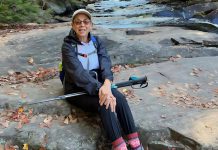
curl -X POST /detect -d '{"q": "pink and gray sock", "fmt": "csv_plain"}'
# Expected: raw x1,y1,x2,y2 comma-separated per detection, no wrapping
112,137,128,150
127,132,141,149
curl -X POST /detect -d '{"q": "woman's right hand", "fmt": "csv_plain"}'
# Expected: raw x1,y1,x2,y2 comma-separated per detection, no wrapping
99,79,116,112
104,94,116,112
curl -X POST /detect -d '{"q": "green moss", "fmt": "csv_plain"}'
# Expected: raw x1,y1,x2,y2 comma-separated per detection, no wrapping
0,0,52,24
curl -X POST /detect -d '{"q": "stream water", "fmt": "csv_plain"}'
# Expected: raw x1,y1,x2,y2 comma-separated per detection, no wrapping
86,0,218,29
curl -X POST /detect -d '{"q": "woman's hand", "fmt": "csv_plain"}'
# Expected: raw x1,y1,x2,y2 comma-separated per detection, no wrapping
99,79,116,112
103,94,116,112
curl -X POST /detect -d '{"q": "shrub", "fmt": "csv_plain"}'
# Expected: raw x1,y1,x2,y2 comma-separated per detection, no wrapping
0,0,53,24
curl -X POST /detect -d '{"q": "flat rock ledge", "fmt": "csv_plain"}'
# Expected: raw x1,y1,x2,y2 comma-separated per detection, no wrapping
0,56,218,150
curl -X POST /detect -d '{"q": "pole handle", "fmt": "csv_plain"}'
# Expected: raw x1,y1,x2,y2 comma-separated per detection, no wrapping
113,76,148,89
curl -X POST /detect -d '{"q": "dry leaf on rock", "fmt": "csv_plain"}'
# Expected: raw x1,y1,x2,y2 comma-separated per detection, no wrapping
6,107,32,126
214,88,218,94
20,114,29,124
190,68,202,77
124,64,130,69
4,140,16,150
11,111,19,121
122,88,135,99
64,114,77,124
22,144,28,150
70,118,78,124
18,107,24,113
169,54,182,62
0,67,58,85
40,116,53,128
44,116,52,124
27,57,34,65
63,117,69,124
5,145,16,150
20,93,27,99
151,86,167,97
111,65,122,73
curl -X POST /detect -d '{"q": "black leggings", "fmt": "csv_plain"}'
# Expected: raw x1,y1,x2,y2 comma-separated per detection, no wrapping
67,88,136,142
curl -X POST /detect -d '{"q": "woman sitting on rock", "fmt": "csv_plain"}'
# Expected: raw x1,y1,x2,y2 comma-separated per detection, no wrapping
61,9,144,150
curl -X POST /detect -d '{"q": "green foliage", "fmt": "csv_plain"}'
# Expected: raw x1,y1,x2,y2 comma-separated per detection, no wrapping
68,0,85,6
0,0,53,24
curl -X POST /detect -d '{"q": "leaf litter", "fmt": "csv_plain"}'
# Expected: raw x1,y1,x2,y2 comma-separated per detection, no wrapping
0,106,33,129
111,64,141,73
151,82,218,109
0,64,139,86
168,54,182,62
0,67,58,85
151,67,218,109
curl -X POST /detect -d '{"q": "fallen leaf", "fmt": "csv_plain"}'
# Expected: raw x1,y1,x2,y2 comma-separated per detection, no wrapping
63,117,69,124
214,88,218,94
27,57,34,65
23,143,28,150
43,116,52,127
124,64,130,69
5,145,15,150
20,114,29,124
170,56,177,61
20,93,27,99
4,140,15,150
0,67,58,85
122,88,135,99
190,68,202,77
70,118,78,124
68,114,77,123
111,65,122,73
18,107,24,113
122,88,128,93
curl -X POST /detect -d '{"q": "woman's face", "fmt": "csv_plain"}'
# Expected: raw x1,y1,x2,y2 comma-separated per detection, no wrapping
72,14,92,40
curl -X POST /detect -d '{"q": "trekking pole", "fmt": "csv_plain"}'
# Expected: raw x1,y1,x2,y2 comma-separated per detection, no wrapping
26,75,148,105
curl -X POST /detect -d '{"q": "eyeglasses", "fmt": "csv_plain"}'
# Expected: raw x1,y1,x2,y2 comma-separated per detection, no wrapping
73,19,91,26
